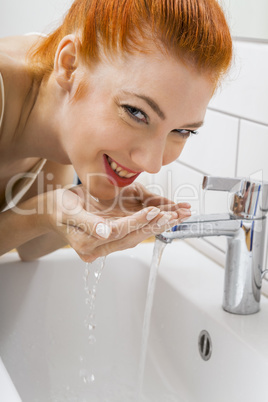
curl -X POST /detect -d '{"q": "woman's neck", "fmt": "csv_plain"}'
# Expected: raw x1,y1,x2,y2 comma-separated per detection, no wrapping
0,35,71,165
7,74,71,165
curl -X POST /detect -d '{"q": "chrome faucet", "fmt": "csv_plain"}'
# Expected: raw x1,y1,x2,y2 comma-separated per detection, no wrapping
157,176,268,315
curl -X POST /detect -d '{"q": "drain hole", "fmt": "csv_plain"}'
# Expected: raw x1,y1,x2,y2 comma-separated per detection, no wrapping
198,330,212,361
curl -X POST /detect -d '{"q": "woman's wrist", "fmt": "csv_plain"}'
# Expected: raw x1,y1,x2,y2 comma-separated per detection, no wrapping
13,193,52,237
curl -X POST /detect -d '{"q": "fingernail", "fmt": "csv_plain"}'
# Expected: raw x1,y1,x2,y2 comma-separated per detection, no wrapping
95,223,111,239
182,210,191,216
146,207,161,221
156,213,173,227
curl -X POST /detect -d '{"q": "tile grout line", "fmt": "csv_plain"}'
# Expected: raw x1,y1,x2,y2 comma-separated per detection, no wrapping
234,118,241,177
233,36,268,45
175,159,209,176
207,106,268,128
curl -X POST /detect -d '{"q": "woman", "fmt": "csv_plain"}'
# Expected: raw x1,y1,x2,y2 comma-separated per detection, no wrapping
0,0,232,262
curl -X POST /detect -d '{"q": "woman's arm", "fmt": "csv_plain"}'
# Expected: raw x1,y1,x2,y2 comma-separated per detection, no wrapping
3,161,191,262
0,159,72,257
0,194,50,256
15,160,75,260
16,232,67,261
2,184,191,262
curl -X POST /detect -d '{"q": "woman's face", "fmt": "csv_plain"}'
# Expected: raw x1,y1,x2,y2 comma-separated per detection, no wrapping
61,48,214,200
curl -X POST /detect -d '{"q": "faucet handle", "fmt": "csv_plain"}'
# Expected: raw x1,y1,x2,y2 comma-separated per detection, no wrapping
202,176,242,192
202,175,268,218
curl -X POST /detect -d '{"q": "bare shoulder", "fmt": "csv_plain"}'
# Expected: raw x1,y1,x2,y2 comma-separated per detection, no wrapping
0,34,41,62
0,72,3,123
0,35,41,97
0,36,42,141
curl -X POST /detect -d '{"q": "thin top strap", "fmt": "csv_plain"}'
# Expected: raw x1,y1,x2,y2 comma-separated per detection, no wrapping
0,73,4,129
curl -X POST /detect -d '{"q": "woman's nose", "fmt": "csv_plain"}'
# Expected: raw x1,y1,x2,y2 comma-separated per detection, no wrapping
131,138,166,174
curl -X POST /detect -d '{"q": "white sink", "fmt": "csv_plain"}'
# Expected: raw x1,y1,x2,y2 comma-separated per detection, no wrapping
0,357,22,401
0,241,268,401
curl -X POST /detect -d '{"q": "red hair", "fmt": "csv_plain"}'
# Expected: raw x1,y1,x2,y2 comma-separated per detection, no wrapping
27,0,232,85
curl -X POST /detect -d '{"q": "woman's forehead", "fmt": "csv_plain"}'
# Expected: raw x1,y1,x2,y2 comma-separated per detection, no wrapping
94,50,213,93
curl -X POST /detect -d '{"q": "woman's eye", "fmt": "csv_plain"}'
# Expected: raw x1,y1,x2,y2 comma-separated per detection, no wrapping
173,129,198,139
123,105,148,124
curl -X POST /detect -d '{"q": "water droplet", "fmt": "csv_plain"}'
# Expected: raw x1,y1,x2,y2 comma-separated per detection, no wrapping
88,334,96,344
79,369,88,378
88,374,95,382
88,323,95,331
79,369,95,384
89,312,95,321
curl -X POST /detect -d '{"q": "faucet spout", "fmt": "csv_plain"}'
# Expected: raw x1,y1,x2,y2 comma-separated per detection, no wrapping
156,175,268,315
156,213,241,243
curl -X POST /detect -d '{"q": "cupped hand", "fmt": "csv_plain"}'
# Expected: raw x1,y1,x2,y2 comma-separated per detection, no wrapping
72,181,191,218
43,183,191,262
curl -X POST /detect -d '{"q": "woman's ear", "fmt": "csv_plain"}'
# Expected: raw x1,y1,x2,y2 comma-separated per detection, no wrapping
54,34,81,92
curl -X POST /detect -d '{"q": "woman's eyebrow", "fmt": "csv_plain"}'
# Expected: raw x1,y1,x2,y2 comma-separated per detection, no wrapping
181,121,204,128
121,90,166,120
120,91,204,128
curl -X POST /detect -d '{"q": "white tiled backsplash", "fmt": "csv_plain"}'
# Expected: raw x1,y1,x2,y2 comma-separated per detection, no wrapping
141,38,268,293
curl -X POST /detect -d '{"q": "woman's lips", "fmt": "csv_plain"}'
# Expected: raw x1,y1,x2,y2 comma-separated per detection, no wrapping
103,154,141,187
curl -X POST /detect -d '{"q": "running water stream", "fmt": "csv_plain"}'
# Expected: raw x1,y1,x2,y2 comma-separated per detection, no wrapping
80,256,106,385
136,239,167,401
78,239,166,401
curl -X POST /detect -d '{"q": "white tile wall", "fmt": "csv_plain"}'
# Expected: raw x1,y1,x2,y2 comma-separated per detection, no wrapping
0,0,73,37
179,109,239,177
152,163,203,215
237,120,268,179
210,41,268,125
147,37,268,293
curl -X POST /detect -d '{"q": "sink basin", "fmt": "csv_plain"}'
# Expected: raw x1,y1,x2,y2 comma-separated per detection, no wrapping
0,357,21,401
0,241,268,401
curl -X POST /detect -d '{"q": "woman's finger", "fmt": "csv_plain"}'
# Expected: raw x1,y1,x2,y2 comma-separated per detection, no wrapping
109,206,163,239
64,207,161,261
135,184,192,210
69,206,191,262
155,202,191,213
61,206,112,240
78,211,184,262
62,205,161,243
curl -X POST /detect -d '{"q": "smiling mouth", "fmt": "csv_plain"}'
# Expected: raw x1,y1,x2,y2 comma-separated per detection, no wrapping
103,154,141,187
106,156,139,178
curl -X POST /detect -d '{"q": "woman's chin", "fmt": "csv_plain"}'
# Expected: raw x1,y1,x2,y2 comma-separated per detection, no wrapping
79,172,135,200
